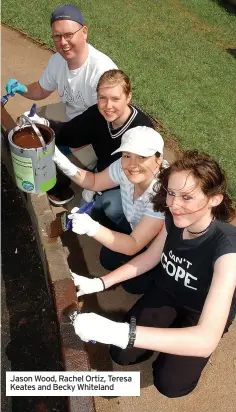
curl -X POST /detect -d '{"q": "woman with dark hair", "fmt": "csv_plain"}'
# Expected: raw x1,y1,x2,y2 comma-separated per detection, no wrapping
71,150,236,398
53,126,168,273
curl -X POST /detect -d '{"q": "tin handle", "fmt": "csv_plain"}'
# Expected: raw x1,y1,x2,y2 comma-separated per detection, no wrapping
17,115,47,151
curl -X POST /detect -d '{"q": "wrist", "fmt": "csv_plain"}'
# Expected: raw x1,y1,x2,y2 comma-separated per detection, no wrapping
66,164,80,178
112,322,130,349
87,221,100,237
98,277,106,291
93,277,105,292
53,146,79,178
127,316,136,347
101,274,117,290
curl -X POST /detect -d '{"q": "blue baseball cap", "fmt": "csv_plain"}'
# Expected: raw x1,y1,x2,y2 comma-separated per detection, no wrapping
50,4,85,26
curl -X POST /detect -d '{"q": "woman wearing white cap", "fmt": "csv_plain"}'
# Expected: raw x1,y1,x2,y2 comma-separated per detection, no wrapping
53,125,168,266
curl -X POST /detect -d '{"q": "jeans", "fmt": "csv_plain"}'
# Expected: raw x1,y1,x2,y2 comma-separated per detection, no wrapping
80,188,131,232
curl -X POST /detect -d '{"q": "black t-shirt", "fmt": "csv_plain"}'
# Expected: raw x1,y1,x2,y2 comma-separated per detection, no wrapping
56,104,154,171
154,214,236,312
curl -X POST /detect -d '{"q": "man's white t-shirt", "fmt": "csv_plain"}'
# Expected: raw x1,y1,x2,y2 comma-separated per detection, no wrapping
39,44,117,120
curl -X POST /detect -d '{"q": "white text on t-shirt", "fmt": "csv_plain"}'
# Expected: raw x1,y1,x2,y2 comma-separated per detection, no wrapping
161,250,197,290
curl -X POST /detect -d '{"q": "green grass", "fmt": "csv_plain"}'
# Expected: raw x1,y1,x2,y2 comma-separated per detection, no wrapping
2,0,236,198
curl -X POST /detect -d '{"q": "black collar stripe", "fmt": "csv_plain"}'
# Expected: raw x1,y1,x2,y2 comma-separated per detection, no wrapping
107,106,138,138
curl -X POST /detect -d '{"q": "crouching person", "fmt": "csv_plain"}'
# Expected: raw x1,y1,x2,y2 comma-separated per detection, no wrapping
53,127,168,267
70,150,236,398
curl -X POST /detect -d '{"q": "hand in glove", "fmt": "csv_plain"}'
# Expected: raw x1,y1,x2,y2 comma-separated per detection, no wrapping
6,79,27,96
22,111,49,127
53,146,79,178
70,271,105,297
82,189,95,203
73,313,130,349
68,207,100,237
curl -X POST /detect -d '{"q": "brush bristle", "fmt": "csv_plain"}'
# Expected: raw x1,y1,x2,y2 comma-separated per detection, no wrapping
61,212,68,232
63,300,84,318
46,212,68,238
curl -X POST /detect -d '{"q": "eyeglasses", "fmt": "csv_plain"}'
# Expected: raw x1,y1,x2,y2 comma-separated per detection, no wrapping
52,27,83,42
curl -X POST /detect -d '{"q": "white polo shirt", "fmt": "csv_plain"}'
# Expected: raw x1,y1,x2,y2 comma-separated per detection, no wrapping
109,158,166,229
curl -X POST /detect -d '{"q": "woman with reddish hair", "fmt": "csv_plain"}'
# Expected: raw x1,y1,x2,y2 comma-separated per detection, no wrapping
71,150,236,398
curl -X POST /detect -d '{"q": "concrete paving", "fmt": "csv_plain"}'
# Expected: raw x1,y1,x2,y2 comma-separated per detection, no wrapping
1,24,236,412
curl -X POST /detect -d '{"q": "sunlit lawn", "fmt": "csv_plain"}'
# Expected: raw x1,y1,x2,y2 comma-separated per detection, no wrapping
2,0,236,197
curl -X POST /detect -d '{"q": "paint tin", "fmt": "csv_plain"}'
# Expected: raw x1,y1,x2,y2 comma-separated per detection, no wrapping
8,121,56,193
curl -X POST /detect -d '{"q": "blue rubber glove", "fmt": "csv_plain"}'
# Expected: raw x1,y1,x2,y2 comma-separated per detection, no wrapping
6,79,27,96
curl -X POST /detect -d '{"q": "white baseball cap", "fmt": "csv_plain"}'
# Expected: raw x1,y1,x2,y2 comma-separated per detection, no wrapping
112,126,164,157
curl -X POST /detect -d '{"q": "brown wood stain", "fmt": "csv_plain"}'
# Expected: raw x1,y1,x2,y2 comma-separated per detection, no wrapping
13,128,43,149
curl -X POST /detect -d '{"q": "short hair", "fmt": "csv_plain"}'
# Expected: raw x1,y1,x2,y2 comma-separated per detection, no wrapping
97,69,131,97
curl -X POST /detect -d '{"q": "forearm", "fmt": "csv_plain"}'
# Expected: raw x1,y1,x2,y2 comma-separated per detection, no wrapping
53,146,117,192
52,146,96,188
136,255,236,359
95,218,163,256
134,325,213,358
94,226,140,256
61,164,115,192
71,169,96,189
101,248,159,289
23,82,52,100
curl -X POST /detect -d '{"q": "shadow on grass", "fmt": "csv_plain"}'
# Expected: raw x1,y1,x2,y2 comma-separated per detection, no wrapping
227,48,236,58
212,0,236,14
211,2,236,57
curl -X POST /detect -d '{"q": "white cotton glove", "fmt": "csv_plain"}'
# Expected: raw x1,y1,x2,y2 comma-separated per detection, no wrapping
70,271,105,297
22,111,50,126
82,189,95,202
68,207,100,237
53,146,79,178
73,313,130,349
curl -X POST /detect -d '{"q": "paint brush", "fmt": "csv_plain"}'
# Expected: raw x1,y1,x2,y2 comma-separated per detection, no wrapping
63,300,84,321
1,94,11,105
28,103,37,117
47,200,95,238
63,300,96,343
1,81,18,105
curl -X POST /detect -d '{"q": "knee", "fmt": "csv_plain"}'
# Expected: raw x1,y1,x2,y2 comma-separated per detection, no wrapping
153,379,181,398
103,202,123,220
109,345,130,366
153,376,192,398
121,279,142,294
102,193,123,217
99,248,119,271
153,369,196,398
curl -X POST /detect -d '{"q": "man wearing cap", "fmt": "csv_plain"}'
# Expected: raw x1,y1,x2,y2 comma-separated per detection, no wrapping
6,4,117,119
52,126,168,268
5,4,117,203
